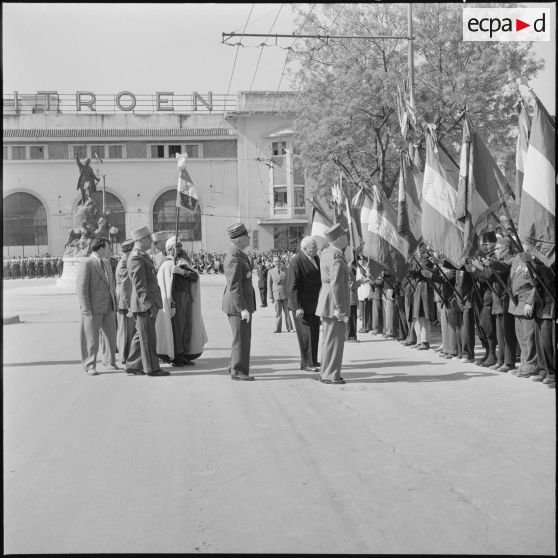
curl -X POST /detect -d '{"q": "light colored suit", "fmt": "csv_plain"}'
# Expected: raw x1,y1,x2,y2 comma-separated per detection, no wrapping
268,265,292,332
76,253,117,371
316,246,350,381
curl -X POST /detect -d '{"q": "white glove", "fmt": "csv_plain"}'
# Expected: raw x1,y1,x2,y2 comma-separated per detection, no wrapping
241,309,251,322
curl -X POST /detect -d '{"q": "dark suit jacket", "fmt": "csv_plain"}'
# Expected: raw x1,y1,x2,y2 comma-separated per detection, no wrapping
222,245,256,315
128,248,163,313
287,251,321,314
76,254,116,314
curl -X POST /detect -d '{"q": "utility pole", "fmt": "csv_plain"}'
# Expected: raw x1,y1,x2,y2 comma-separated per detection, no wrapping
408,4,414,95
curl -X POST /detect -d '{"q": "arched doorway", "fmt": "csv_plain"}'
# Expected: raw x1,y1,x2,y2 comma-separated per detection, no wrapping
3,192,48,256
153,190,201,242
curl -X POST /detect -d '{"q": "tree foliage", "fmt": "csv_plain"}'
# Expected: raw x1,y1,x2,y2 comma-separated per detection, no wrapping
288,3,543,200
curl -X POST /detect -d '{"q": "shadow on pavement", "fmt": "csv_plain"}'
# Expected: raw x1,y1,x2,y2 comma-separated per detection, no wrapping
3,360,82,367
346,360,445,370
342,370,497,383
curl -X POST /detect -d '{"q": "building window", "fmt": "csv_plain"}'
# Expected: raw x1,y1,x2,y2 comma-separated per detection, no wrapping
293,186,306,216
108,145,123,159
3,146,8,160
103,192,126,244
91,146,106,160
30,146,46,160
11,146,27,160
149,144,202,159
153,190,202,242
273,187,288,215
272,141,287,156
3,192,48,250
71,145,87,159
273,225,305,251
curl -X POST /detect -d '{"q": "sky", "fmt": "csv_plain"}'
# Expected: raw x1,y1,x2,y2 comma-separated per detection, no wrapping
2,2,555,112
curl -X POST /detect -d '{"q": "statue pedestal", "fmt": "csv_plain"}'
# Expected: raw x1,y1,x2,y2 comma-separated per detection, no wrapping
56,256,87,293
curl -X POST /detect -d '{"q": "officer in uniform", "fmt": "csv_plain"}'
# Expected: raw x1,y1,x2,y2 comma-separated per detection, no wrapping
315,223,351,385
149,231,169,273
125,225,167,376
222,223,256,381
508,251,537,378
115,239,135,366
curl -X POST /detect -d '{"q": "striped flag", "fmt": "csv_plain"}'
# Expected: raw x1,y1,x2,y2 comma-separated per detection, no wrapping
361,185,410,281
396,78,417,139
518,97,555,267
421,125,464,267
515,98,532,199
332,173,362,265
456,114,514,260
310,196,333,238
176,152,199,212
397,151,423,253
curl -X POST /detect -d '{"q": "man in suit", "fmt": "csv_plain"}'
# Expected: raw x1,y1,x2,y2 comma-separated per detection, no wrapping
287,236,322,372
125,225,167,376
256,260,269,307
268,255,293,333
115,239,135,366
76,236,118,375
222,223,257,381
315,224,351,385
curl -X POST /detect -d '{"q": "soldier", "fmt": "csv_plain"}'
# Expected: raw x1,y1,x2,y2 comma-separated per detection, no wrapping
315,224,350,385
28,257,35,278
115,240,136,366
36,256,44,278
13,257,22,279
125,225,167,376
370,274,384,335
148,231,169,273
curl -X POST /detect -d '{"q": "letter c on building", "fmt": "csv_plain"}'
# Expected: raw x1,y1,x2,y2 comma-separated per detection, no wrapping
116,91,137,111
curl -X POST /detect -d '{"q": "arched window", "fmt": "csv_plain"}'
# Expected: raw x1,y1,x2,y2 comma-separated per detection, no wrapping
3,192,48,249
102,192,126,243
153,190,201,241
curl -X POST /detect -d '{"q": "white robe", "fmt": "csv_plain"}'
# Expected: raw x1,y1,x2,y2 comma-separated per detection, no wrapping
155,257,208,359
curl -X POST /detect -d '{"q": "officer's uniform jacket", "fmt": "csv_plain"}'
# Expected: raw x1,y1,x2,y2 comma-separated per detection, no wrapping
222,245,256,315
315,246,350,318
507,255,536,317
115,254,132,311
128,248,163,314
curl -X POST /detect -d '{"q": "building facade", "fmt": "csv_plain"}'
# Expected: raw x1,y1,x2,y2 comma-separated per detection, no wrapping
3,91,311,256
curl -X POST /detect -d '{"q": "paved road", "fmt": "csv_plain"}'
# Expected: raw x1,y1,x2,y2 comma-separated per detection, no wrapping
3,276,555,554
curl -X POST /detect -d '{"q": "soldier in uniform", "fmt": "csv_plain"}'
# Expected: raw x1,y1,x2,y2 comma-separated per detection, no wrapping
370,274,384,335
149,231,169,273
267,255,293,333
115,239,135,366
256,259,269,307
28,257,35,278
315,223,351,385
125,225,167,376
13,257,22,279
222,223,256,381
508,251,537,378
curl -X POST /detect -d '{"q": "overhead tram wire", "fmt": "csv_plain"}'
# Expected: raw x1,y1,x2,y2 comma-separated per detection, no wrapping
249,3,285,92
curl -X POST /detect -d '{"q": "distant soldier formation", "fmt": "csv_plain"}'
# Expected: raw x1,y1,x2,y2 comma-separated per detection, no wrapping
3,255,64,279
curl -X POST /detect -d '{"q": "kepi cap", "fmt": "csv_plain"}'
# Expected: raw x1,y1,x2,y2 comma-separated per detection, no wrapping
152,231,168,242
324,223,346,243
131,225,152,241
228,223,249,239
121,239,134,253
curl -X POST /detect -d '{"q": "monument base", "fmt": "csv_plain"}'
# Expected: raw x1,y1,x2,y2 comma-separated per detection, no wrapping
56,256,87,293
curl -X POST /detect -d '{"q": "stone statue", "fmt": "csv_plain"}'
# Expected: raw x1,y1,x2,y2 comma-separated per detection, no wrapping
75,152,100,206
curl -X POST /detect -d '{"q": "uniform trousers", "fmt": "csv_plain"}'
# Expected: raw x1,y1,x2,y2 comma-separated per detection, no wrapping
479,306,496,363
535,318,555,376
438,302,449,353
396,296,408,339
321,317,347,382
273,299,293,332
172,291,193,360
447,308,462,357
228,314,252,375
259,287,267,307
347,305,358,339
514,316,537,374
385,298,395,336
127,311,160,373
414,317,431,344
494,313,517,367
358,299,373,331
461,307,475,359
292,312,320,368
372,298,383,333
80,310,117,370
116,310,135,364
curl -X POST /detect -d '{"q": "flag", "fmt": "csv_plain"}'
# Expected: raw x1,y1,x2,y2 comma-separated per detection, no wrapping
310,196,333,238
518,97,555,267
397,151,423,253
515,98,532,199
176,153,199,212
421,124,464,267
396,78,417,139
456,114,514,260
361,185,410,281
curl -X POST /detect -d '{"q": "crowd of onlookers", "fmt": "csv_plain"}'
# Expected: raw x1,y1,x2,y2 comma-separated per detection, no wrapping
3,255,64,279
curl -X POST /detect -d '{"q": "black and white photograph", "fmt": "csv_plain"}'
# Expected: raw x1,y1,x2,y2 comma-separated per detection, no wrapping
3,2,555,554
